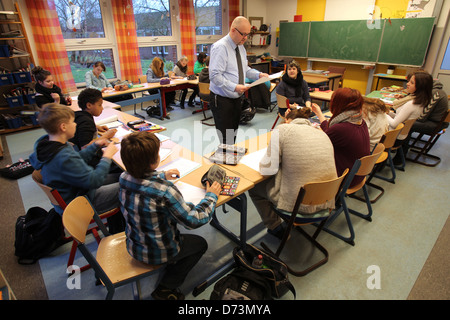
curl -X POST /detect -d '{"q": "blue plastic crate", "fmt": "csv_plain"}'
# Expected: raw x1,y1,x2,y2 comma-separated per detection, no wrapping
0,45,10,57
6,95,24,108
5,117,23,129
0,73,14,85
13,71,32,84
24,93,36,105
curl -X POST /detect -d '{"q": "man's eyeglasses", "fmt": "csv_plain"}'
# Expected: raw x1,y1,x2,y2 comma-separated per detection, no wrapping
235,27,250,38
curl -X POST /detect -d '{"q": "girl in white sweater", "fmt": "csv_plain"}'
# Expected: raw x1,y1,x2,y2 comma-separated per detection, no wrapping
386,71,433,140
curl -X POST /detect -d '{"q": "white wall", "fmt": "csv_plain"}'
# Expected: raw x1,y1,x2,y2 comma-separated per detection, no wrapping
244,0,297,58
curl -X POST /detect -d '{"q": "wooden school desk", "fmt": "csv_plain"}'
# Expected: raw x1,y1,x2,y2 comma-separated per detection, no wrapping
373,73,408,90
107,136,255,296
70,97,121,110
303,72,342,90
157,77,199,118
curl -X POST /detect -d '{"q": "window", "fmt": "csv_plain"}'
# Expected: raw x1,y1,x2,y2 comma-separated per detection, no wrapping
55,0,105,39
54,0,118,85
133,0,172,37
67,49,115,83
194,0,222,36
139,46,177,75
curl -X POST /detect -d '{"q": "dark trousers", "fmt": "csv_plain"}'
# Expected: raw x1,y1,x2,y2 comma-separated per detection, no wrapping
180,87,199,106
210,92,242,145
159,234,208,289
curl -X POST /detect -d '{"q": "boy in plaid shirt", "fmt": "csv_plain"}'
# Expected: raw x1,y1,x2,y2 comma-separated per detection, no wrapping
119,131,221,300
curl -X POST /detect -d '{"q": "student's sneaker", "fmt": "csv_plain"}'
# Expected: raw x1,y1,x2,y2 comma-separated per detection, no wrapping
151,286,185,300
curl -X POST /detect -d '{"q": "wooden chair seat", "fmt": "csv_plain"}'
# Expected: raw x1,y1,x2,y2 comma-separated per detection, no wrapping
96,232,161,284
63,196,163,300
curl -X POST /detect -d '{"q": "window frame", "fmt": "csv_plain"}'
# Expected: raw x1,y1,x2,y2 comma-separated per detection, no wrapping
194,0,228,45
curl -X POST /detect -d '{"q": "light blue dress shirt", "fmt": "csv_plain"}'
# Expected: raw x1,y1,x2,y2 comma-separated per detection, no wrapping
85,70,112,91
209,34,260,99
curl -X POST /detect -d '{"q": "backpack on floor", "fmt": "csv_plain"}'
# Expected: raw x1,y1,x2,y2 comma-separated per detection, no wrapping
15,207,64,265
240,97,256,124
210,266,273,300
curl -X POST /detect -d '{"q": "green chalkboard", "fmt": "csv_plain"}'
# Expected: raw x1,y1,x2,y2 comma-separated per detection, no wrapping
278,22,310,57
378,18,435,66
308,20,383,62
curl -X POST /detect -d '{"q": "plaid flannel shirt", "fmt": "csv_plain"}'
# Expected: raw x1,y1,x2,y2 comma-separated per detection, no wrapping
119,171,218,265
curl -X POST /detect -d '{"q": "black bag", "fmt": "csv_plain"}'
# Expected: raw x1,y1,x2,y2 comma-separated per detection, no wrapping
15,207,64,265
233,244,296,299
240,97,256,124
210,267,273,300
0,158,34,179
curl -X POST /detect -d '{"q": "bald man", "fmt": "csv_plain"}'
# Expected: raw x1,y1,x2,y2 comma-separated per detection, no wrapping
209,16,269,145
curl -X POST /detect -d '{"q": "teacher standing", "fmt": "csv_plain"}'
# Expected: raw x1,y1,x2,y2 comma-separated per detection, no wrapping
209,16,268,145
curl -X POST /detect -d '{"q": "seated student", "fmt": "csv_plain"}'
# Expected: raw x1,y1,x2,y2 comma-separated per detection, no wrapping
29,104,124,233
69,88,116,150
362,97,389,151
198,56,210,102
248,107,337,239
311,88,370,189
395,74,447,163
32,66,72,108
275,60,311,117
172,55,199,108
386,71,433,139
85,61,112,92
118,131,221,300
194,52,207,75
85,61,132,103
146,57,176,111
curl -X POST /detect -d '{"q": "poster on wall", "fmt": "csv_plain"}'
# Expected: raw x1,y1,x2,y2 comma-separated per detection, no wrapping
406,0,436,18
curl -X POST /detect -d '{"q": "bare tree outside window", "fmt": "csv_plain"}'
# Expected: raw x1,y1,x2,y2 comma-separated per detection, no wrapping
133,0,172,37
55,0,105,39
194,0,222,36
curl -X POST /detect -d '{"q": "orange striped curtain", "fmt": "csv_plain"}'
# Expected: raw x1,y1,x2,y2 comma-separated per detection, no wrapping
178,0,196,72
26,0,77,94
228,0,240,28
111,0,141,82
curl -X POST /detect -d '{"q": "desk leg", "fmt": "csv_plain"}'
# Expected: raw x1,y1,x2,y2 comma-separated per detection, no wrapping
193,194,248,297
210,194,247,248
158,88,170,120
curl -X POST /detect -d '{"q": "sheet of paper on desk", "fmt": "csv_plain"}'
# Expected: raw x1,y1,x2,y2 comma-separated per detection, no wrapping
159,148,172,161
96,115,118,126
155,132,170,142
239,148,267,173
114,126,133,138
158,157,201,178
174,181,206,204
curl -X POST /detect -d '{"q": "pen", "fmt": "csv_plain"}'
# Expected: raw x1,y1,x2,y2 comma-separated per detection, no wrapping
171,174,180,179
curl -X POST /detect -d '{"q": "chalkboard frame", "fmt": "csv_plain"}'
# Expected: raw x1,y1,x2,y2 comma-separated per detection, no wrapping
277,17,436,67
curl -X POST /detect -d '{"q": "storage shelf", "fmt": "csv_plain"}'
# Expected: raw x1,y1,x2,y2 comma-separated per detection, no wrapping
0,3,36,135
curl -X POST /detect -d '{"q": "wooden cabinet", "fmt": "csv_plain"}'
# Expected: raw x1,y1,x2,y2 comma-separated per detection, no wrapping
0,2,38,134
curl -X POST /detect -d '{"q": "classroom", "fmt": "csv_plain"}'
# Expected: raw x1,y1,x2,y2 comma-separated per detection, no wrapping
0,0,449,305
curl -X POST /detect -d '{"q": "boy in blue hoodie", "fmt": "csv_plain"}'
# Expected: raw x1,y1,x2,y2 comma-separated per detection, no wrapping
29,103,124,232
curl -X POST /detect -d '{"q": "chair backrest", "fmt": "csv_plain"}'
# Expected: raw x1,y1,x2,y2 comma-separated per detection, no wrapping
198,82,210,95
327,66,346,75
62,196,97,244
276,93,289,109
269,82,277,93
381,123,404,149
443,109,450,123
138,75,147,84
296,168,349,209
356,143,385,176
400,118,416,136
31,170,67,208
